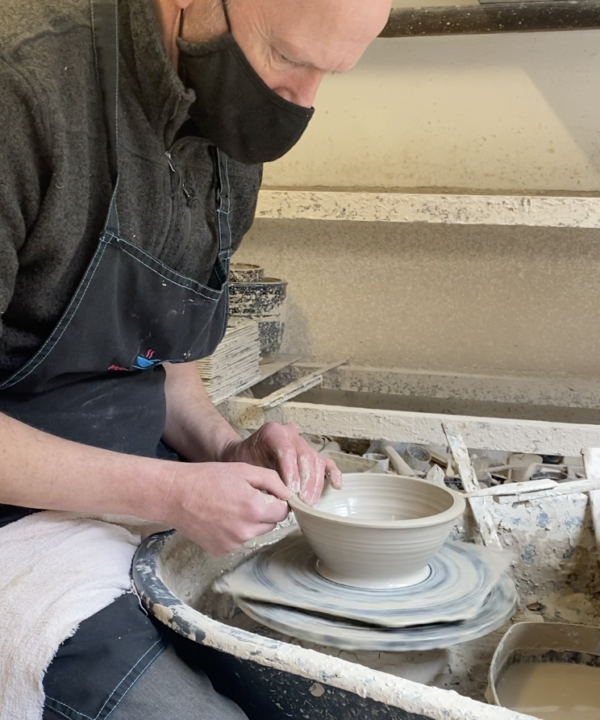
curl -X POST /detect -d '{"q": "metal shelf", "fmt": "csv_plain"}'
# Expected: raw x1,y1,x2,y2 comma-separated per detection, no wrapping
380,1,600,38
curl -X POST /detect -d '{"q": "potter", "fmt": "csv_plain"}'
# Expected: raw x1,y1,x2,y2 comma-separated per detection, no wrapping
0,0,389,717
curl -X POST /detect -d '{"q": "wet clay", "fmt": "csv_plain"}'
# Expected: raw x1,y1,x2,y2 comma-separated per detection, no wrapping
289,474,466,588
496,662,600,719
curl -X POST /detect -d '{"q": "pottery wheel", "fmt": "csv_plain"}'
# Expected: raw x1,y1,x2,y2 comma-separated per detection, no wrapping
236,573,517,652
214,531,511,628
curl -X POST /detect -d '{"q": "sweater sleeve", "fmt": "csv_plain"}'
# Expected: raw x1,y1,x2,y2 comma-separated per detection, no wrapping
0,56,51,341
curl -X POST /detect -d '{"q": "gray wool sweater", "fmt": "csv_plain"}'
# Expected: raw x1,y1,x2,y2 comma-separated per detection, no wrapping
0,0,262,381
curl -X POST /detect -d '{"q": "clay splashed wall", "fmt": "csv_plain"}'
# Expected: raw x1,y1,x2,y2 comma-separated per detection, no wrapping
263,33,600,193
236,220,600,376
238,29,600,377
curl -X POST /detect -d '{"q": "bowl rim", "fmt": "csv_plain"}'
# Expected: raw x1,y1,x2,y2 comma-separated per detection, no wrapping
288,473,466,529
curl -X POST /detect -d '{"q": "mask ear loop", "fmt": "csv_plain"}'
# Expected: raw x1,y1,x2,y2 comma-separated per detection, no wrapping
221,0,233,32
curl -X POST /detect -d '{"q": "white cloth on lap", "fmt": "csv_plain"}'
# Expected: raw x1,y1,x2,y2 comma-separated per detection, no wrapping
0,511,164,720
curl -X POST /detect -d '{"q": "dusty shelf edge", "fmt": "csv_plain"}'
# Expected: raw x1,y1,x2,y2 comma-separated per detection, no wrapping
256,189,600,228
270,363,600,410
221,397,600,456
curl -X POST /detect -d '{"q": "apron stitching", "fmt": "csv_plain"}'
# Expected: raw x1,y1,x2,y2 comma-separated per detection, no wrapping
45,640,163,720
45,697,94,720
223,155,233,237
0,241,110,390
219,155,231,346
102,645,165,719
92,638,164,719
116,245,221,300
42,704,81,720
103,232,222,298
215,154,224,254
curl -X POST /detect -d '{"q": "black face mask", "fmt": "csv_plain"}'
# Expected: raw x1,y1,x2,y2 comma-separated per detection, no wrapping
178,15,315,165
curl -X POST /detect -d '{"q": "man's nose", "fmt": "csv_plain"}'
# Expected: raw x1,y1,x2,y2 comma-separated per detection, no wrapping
273,69,324,109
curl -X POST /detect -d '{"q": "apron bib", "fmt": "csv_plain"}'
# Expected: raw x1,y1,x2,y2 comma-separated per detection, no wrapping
1,0,234,715
0,2,232,465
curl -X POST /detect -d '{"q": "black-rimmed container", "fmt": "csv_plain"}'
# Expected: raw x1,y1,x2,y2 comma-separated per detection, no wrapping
228,277,288,363
229,263,264,283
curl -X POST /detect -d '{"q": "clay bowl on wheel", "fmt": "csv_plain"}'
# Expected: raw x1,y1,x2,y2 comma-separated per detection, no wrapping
288,474,466,589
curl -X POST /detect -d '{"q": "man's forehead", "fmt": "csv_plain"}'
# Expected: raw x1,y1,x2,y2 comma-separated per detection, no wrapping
267,0,390,73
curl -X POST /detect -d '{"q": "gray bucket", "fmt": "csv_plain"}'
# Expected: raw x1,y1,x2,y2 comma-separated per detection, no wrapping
486,622,600,711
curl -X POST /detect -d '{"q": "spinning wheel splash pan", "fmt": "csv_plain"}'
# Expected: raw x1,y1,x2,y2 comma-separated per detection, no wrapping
237,572,517,653
214,533,507,628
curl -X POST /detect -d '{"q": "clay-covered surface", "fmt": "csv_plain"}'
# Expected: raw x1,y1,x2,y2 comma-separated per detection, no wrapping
134,491,600,720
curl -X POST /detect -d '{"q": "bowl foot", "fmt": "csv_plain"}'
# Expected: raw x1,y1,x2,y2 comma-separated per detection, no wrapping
315,561,432,590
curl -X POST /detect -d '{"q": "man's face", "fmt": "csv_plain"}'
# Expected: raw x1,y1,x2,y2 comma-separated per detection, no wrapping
185,0,391,109
232,0,391,107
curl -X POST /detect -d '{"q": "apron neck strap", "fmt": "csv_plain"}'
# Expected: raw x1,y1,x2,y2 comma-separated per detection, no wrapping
91,0,120,236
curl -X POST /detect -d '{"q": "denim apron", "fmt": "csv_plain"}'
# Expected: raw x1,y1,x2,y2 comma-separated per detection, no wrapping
0,0,235,715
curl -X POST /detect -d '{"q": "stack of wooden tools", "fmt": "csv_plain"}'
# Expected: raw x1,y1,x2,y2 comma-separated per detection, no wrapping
196,319,261,404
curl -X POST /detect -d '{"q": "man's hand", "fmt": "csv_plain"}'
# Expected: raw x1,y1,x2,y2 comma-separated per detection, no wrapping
163,462,291,556
220,422,343,506
162,365,341,505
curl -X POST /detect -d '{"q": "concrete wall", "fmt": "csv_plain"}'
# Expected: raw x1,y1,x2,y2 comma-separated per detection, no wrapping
263,32,600,193
238,29,600,378
236,220,600,377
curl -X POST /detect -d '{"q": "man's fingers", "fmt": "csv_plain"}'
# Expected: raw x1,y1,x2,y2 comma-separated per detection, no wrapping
260,499,290,525
298,453,314,503
274,445,301,494
236,424,336,507
245,465,292,501
253,491,290,524
325,458,343,490
309,455,326,506
298,452,327,506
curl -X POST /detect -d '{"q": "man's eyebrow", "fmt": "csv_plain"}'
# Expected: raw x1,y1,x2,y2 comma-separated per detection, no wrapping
273,39,356,75
273,39,321,71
